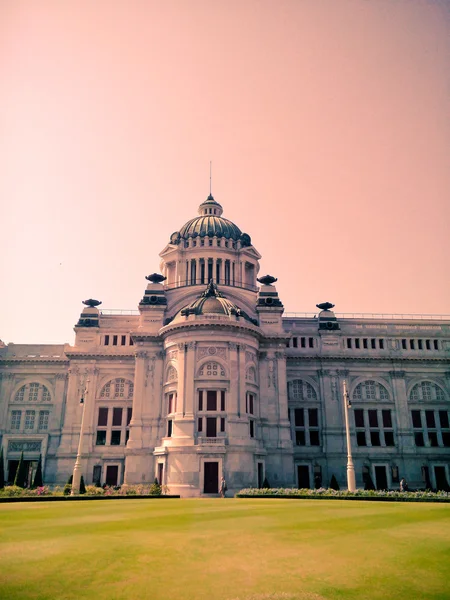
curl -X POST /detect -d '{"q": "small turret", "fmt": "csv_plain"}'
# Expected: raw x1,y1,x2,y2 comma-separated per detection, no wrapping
317,302,340,331
76,299,101,328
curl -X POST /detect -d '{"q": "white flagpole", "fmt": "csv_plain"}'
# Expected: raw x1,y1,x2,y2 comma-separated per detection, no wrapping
71,378,89,495
343,379,356,492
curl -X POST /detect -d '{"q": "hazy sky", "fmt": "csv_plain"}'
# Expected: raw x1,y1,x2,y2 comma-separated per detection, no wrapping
1,0,449,344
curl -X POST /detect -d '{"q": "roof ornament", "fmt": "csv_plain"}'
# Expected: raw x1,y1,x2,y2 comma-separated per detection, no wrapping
202,280,224,298
316,302,335,311
257,275,278,286
145,273,167,284
82,299,102,307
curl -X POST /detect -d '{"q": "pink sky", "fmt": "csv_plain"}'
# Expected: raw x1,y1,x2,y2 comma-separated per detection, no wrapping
1,0,449,344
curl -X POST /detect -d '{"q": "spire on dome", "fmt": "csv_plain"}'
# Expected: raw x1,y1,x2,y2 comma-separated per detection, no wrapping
198,194,223,217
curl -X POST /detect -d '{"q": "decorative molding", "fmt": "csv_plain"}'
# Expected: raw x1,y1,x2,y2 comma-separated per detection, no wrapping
268,359,277,388
274,351,284,359
56,373,68,381
389,370,406,379
177,343,186,351
317,369,330,377
168,350,178,360
228,343,238,351
336,369,350,377
135,351,148,359
258,351,267,360
8,440,42,452
2,372,14,380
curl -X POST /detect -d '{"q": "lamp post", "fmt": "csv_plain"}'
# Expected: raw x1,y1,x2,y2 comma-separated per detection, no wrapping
343,379,356,492
71,378,89,495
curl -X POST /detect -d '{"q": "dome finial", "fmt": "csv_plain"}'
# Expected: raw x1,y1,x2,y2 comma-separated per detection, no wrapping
209,160,212,197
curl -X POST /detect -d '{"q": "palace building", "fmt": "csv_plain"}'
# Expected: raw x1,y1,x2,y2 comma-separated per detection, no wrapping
1,194,449,495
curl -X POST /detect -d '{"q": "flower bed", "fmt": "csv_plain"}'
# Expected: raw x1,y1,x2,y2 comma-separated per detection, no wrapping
0,484,179,502
236,487,450,502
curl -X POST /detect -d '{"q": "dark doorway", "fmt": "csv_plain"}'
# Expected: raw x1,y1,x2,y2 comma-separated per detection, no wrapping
257,463,264,488
297,465,310,489
422,466,432,489
92,465,102,486
204,461,219,493
375,466,388,490
158,463,164,486
105,465,119,486
206,417,217,437
434,466,449,491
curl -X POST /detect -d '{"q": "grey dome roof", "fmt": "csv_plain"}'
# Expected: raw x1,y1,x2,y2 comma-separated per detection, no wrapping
169,195,252,247
170,282,257,325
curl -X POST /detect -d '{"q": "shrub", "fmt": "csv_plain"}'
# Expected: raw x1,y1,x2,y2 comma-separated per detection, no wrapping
364,474,376,491
150,479,162,496
262,477,271,489
14,452,28,488
79,476,86,495
85,485,104,496
0,447,5,489
329,475,340,491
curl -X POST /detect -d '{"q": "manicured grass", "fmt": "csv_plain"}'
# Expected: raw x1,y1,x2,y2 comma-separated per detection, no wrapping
0,499,449,600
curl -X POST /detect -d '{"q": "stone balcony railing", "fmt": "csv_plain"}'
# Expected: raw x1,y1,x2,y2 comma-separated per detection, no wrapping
198,437,227,445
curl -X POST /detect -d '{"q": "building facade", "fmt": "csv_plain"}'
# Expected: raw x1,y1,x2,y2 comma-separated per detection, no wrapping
1,194,449,495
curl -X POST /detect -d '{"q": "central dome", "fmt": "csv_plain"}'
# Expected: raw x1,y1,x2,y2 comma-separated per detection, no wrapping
170,195,251,247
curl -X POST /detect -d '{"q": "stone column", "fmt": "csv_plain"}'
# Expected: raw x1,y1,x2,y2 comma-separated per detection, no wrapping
127,351,148,449
196,258,201,285
213,258,217,283
389,370,414,453
228,343,239,416
184,342,196,418
238,344,246,417
176,343,186,416
275,352,291,443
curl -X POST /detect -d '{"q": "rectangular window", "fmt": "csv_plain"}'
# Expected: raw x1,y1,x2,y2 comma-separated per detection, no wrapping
167,420,173,437
130,338,134,346
308,337,314,348
418,339,423,350
121,335,126,346
301,337,306,348
371,339,376,349
206,417,217,437
347,338,352,349
98,407,108,427
125,429,130,444
294,409,304,427
127,407,132,426
295,430,305,445
249,419,255,438
104,335,110,345
220,391,226,412
354,409,365,428
412,410,422,429
293,337,298,348
207,391,217,411
220,417,225,432
308,408,318,427
402,339,407,350
426,340,431,350
439,411,449,429
370,431,381,446
247,394,254,415
310,430,320,446
382,410,392,428
368,410,378,428
113,335,118,346
198,391,203,411
112,407,123,427
442,432,450,447
428,431,439,447
25,410,35,430
38,410,49,430
11,410,21,430
96,430,106,445
410,339,415,350
363,338,368,349
379,339,384,349
425,411,436,428
356,431,367,446
384,431,395,447
198,418,203,432
414,432,425,447
355,339,360,349
433,340,439,350
110,430,121,445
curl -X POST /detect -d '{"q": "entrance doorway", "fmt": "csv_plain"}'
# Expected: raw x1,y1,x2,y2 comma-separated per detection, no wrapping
434,466,449,491
204,461,219,493
297,465,310,489
105,465,119,487
257,462,264,488
374,466,388,490
158,463,164,486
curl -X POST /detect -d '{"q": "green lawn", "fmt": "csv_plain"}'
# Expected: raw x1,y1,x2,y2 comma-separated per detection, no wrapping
0,499,449,600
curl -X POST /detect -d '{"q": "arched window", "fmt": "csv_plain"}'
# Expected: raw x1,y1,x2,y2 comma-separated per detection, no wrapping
14,383,51,403
246,367,257,383
353,380,390,401
100,378,134,399
167,366,178,382
290,380,317,401
199,362,226,377
410,381,446,402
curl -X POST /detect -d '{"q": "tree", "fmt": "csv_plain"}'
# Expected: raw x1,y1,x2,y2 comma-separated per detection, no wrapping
364,474,376,491
33,455,43,488
79,475,86,494
14,451,28,488
0,447,5,489
329,475,340,491
262,477,271,489
63,474,73,496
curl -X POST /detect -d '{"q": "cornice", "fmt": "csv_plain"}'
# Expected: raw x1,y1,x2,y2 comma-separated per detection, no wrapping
159,319,261,340
0,358,69,365
286,355,449,364
64,352,135,360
